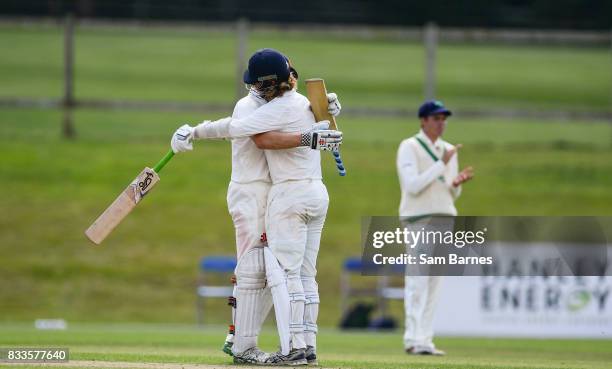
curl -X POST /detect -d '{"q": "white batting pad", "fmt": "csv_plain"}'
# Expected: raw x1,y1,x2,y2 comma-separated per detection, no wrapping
263,247,291,355
233,247,267,354
302,276,319,348
257,287,273,333
287,275,306,350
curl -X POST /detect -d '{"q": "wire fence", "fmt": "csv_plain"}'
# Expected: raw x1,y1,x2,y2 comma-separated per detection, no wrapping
0,16,610,138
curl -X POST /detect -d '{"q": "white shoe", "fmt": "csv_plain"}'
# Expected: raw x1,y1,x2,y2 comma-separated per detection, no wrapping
406,346,446,356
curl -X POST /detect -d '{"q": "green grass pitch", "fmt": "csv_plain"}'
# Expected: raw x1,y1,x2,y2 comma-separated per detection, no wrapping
1,323,611,369
1,107,611,325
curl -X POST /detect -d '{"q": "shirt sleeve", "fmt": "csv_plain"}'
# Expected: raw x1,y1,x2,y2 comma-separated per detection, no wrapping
194,102,288,139
447,151,462,199
397,140,446,195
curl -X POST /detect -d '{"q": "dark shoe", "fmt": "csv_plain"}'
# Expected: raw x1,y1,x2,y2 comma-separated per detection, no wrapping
305,345,318,366
264,348,307,366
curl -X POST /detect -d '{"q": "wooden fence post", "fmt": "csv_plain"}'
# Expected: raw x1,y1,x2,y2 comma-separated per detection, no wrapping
424,22,438,101
62,13,76,138
235,18,249,102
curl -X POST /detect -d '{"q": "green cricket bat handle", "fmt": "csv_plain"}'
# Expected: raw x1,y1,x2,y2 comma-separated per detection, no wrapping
153,149,175,173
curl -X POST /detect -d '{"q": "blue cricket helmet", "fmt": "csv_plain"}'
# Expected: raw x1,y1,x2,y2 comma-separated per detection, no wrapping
243,48,297,85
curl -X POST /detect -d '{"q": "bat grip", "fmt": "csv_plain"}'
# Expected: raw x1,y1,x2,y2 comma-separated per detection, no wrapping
153,149,175,173
332,150,346,176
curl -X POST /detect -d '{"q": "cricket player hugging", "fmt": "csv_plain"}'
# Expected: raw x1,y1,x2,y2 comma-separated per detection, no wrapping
396,101,473,356
170,48,342,366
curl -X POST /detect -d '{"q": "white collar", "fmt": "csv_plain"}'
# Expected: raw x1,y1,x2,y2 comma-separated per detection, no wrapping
416,129,440,147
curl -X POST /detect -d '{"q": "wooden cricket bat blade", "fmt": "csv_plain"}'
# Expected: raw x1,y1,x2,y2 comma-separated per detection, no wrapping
85,167,160,245
305,78,337,130
305,78,346,176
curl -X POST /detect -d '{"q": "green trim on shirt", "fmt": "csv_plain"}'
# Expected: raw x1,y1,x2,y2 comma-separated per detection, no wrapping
414,136,445,183
415,136,439,161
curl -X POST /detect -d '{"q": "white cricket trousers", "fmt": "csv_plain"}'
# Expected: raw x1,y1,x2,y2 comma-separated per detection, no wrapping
266,179,329,349
403,275,442,350
227,181,271,258
226,181,273,354
402,216,453,351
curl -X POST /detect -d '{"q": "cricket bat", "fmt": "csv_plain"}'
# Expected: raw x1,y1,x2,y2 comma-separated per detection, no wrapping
85,149,175,245
305,78,346,176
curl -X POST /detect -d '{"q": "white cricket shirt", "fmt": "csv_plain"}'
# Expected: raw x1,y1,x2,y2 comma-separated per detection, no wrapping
397,129,461,218
229,92,270,183
195,90,322,184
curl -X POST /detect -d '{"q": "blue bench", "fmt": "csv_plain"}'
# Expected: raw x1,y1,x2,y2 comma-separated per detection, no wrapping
196,255,237,325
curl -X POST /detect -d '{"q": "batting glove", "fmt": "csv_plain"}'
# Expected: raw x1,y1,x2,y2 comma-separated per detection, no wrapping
171,124,195,153
327,92,342,117
301,120,343,151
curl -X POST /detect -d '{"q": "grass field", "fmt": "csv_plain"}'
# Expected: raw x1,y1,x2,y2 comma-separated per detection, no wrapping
0,24,610,112
1,106,611,325
0,23,612,368
1,323,611,369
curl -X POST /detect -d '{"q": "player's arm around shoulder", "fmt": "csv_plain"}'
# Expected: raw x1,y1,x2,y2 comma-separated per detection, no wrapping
251,121,342,151
168,101,268,153
170,92,342,152
168,99,283,149
169,116,234,153
251,92,343,151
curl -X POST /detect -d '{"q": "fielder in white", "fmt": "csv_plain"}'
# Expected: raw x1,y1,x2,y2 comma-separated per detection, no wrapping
171,48,341,366
396,100,473,355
